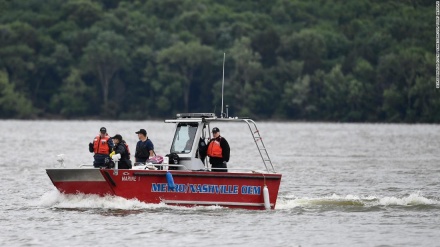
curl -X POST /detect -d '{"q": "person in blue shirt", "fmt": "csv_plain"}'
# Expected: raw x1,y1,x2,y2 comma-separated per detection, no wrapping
134,129,154,163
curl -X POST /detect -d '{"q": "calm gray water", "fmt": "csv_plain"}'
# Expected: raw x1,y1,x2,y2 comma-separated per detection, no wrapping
1,120,439,247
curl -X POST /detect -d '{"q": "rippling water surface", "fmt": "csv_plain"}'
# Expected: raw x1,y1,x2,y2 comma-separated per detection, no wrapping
1,120,439,246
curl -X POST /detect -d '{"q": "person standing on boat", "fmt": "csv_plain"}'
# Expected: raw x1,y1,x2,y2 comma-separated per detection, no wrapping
207,127,230,172
89,127,114,168
111,134,132,169
134,129,154,164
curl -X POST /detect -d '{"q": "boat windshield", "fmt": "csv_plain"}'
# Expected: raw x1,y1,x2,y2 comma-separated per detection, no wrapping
170,123,198,154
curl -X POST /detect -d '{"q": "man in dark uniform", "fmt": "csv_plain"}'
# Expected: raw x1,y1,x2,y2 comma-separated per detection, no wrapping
207,127,230,172
134,129,154,164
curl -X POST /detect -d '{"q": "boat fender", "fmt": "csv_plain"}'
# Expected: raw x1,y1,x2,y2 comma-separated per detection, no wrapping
263,185,270,210
166,171,176,191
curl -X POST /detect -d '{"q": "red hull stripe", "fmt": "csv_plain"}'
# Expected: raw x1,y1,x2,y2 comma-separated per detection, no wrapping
52,181,114,196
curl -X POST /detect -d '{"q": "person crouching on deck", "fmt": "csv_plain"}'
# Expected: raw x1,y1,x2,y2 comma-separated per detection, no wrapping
207,127,230,172
111,134,132,169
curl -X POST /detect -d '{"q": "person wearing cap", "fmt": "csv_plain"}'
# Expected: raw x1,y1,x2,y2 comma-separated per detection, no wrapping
207,127,230,172
89,127,114,168
111,134,132,169
134,128,154,163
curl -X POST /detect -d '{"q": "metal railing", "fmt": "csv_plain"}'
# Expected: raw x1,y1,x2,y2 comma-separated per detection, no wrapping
242,119,276,173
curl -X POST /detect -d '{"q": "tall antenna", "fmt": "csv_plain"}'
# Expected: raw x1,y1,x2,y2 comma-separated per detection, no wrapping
221,52,225,118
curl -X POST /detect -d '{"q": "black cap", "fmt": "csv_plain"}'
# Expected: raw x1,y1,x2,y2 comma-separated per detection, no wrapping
100,127,106,133
212,127,220,133
135,129,147,136
112,134,122,141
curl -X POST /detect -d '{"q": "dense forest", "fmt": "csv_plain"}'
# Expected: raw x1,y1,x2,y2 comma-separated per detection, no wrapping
0,0,436,122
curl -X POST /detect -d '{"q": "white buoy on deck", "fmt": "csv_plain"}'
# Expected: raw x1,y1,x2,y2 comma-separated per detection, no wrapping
263,185,270,210
112,153,121,175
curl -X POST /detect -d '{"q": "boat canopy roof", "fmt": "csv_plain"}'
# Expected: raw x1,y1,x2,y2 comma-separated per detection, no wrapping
164,113,252,123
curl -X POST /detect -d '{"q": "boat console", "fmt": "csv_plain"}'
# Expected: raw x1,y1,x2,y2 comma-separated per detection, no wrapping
165,113,276,173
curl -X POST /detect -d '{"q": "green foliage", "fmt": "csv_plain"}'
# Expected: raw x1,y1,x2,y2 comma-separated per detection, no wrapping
0,70,33,118
227,37,262,117
81,30,130,115
0,0,435,122
157,41,217,113
50,68,91,118
63,0,104,28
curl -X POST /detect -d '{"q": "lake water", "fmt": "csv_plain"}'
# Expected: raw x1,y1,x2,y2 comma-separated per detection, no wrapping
1,120,439,246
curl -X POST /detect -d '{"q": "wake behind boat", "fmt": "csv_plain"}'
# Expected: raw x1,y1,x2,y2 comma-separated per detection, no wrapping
46,113,282,210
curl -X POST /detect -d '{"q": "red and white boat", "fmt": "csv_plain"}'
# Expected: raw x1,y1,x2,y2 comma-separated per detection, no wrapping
46,113,282,210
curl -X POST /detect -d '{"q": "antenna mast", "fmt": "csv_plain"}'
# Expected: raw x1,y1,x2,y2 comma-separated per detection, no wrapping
221,53,225,118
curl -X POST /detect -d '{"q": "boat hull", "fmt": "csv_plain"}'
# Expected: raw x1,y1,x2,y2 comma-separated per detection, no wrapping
101,169,282,210
46,168,115,196
46,168,282,210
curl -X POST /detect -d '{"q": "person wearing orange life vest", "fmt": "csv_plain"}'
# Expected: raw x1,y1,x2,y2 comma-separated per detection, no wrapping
88,127,114,168
207,127,230,172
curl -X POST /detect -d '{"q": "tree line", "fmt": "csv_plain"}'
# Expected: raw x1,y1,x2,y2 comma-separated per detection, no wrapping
0,0,437,122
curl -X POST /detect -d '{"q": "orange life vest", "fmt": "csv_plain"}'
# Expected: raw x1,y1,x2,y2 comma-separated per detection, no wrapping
93,135,111,155
207,138,222,158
